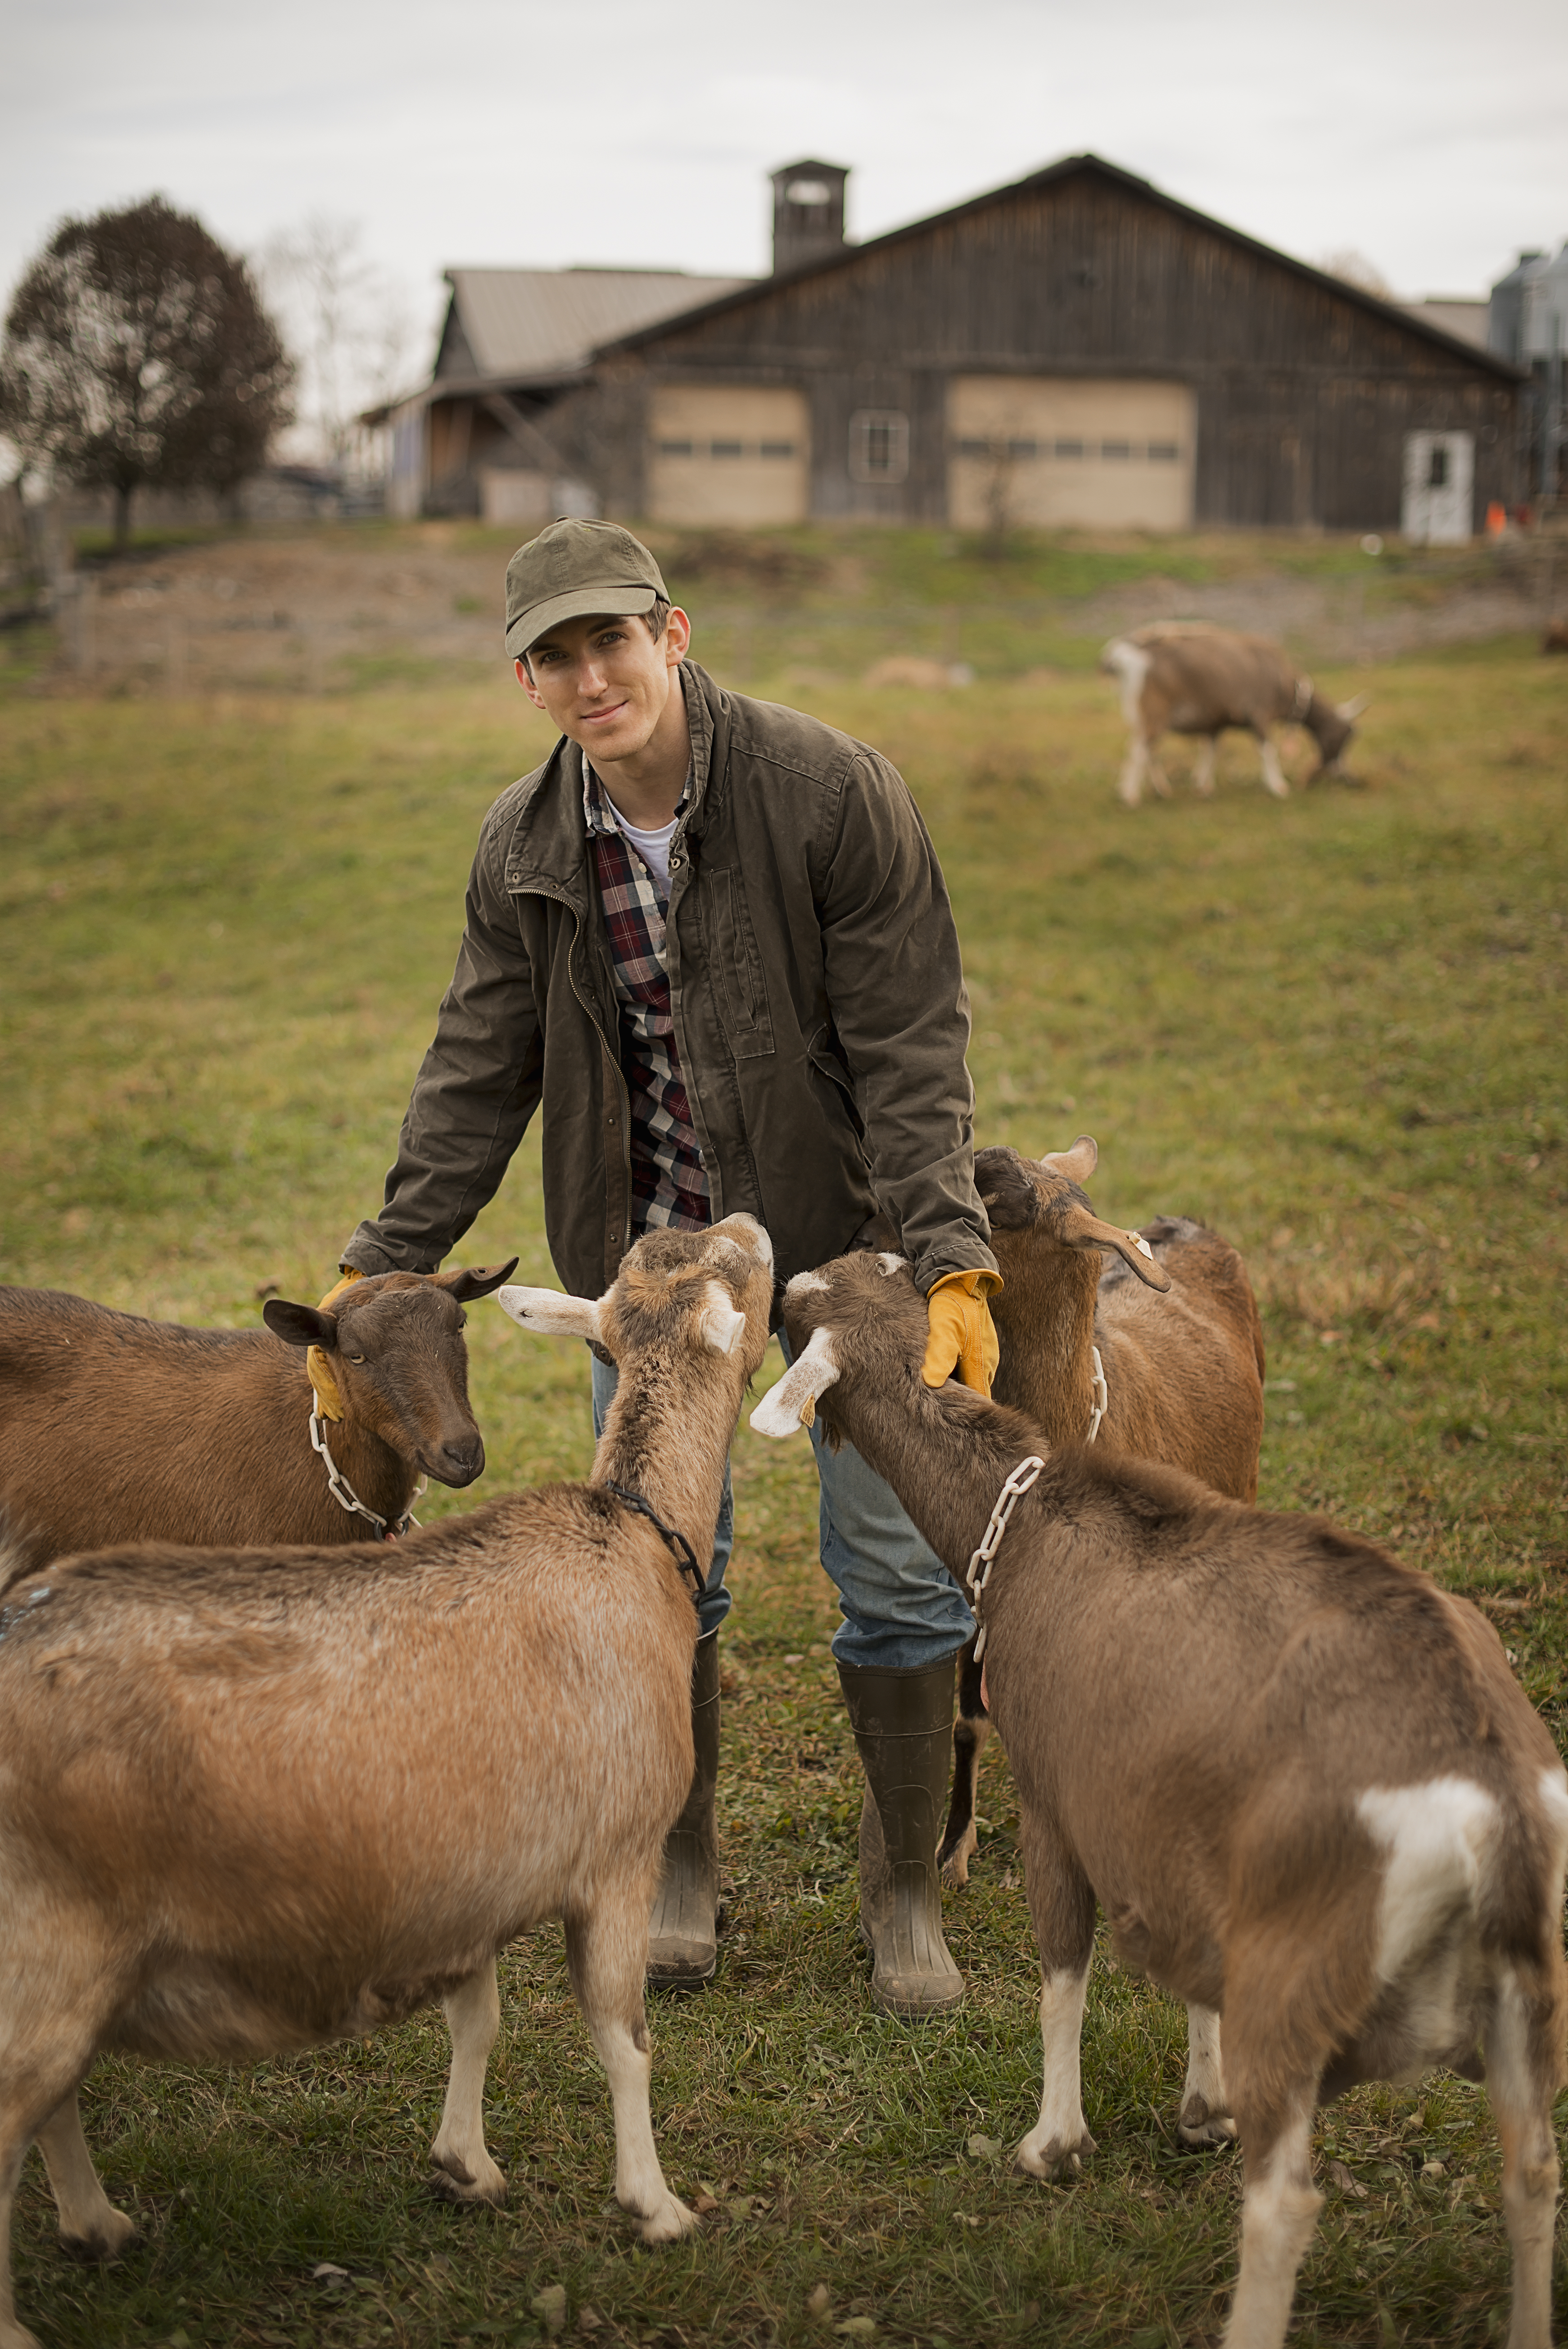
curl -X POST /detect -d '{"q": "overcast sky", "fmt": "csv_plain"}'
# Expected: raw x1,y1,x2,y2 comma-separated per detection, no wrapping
5,0,1565,391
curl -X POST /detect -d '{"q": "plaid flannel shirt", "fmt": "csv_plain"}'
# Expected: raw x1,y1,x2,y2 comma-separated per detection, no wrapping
583,757,712,1235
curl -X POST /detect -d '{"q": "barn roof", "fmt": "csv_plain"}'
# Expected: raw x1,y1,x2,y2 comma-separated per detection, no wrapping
440,265,753,384
597,152,1521,380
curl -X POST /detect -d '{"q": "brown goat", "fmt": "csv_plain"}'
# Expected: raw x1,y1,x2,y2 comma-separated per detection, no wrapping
0,1214,775,2349
0,1263,517,1573
755,1251,1568,2349
1100,622,1369,804
936,1137,1264,2149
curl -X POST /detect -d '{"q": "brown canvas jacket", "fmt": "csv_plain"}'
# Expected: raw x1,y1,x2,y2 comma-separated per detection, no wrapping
341,662,995,1301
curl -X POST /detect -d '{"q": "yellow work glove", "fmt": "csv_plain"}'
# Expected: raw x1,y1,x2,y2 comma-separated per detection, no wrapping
921,1268,1003,1396
306,1266,365,1423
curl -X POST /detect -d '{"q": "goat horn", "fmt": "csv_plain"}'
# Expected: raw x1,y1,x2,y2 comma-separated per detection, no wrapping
1041,1134,1098,1182
494,1285,605,1342
1062,1206,1172,1292
1338,692,1371,721
750,1327,840,1437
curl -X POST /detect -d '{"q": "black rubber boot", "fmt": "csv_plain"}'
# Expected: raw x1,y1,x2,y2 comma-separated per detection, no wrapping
647,1629,721,1987
838,1655,964,2018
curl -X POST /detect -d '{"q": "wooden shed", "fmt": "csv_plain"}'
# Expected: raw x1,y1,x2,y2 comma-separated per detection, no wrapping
556,153,1522,536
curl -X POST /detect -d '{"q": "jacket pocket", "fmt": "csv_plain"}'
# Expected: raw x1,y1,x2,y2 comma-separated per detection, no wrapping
806,1024,869,1148
704,867,775,1061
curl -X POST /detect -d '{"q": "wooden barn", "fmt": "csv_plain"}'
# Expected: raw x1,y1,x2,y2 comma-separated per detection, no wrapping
529,152,1523,538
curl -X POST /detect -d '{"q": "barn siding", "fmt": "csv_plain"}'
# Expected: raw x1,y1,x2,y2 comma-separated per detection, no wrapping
602,170,1519,531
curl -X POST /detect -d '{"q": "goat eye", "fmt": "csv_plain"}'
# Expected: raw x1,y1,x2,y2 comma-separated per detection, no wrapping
348,1353,366,1364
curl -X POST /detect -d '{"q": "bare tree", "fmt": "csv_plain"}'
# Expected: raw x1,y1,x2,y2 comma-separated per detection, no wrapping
259,216,416,473
0,197,294,552
1318,248,1395,299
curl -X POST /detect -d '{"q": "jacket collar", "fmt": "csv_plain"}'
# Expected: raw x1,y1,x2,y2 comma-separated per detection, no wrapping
504,661,725,901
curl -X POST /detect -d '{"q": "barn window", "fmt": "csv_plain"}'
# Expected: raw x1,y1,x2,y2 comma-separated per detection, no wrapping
659,439,693,457
1148,442,1179,462
710,440,744,459
849,410,909,484
1428,444,1450,488
1054,438,1084,460
1101,440,1132,460
1007,438,1039,461
760,440,796,459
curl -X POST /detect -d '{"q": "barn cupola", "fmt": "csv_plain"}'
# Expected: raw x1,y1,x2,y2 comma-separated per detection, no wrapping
771,160,850,277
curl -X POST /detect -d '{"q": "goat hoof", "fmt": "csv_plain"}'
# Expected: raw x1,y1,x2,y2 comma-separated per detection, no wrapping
1013,2128,1096,2181
1177,2098,1237,2152
428,2156,507,2207
60,2208,136,2263
631,2192,698,2244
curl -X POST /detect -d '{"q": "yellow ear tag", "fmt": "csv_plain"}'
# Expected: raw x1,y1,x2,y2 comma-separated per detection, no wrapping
799,1395,816,1428
306,1267,363,1424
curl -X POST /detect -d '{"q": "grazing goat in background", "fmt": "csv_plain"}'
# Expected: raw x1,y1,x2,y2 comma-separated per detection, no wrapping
0,1215,774,2349
755,1251,1568,2349
0,1263,517,1571
1100,621,1369,804
937,1135,1264,2149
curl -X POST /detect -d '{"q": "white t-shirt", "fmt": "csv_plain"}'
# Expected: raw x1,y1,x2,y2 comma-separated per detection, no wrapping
603,795,678,896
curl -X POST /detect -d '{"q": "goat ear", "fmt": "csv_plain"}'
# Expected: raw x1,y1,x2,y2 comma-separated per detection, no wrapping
1041,1134,1098,1183
1059,1204,1173,1292
430,1257,521,1302
493,1285,604,1341
264,1299,336,1349
697,1287,748,1355
750,1326,840,1438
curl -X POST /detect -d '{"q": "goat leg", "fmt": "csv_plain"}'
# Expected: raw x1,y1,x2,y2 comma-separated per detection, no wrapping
35,2089,135,2259
1014,1832,1097,2180
430,1963,506,2204
563,1898,696,2245
1222,2091,1321,2349
1485,1962,1563,2349
937,1636,990,1889
1178,2004,1237,2150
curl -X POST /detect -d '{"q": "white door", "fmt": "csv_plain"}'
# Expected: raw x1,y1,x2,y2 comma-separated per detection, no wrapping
647,387,809,525
948,378,1195,530
1401,432,1473,543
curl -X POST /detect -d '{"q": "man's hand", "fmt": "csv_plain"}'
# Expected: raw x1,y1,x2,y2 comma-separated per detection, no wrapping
307,1266,365,1423
922,1269,1003,1396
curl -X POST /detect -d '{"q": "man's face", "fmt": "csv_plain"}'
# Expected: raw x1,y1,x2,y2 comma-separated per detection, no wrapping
515,607,691,763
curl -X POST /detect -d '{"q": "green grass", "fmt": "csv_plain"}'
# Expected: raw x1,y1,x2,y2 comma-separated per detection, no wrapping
1,610,1566,2346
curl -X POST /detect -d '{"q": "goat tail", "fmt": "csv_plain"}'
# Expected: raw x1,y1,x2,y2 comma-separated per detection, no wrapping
938,1635,992,1888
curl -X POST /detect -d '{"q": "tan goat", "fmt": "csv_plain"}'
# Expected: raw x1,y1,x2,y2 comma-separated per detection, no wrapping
1100,621,1369,805
0,1264,519,1570
933,1134,1265,2151
754,1252,1568,2349
0,1215,774,2349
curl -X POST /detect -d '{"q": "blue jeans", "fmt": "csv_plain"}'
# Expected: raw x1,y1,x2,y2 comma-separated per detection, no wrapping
590,1340,973,1671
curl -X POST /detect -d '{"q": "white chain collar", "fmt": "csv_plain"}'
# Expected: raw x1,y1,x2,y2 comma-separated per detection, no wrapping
964,1454,1045,1662
309,1402,422,1541
965,1353,1107,1664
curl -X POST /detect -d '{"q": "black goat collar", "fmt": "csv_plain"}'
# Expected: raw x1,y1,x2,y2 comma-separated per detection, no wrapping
604,1481,705,1610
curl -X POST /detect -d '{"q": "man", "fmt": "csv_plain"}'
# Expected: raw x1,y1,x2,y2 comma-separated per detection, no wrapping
338,518,999,2016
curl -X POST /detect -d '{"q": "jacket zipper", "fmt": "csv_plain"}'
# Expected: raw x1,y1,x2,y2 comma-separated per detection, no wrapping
515,878,634,1267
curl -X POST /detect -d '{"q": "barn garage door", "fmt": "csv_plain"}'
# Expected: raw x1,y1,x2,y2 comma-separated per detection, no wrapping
647,387,809,525
948,379,1195,530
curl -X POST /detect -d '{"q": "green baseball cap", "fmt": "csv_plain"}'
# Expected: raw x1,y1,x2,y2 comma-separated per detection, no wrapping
504,518,669,659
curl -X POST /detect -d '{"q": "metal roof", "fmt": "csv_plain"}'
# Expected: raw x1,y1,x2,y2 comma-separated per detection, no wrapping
442,266,753,383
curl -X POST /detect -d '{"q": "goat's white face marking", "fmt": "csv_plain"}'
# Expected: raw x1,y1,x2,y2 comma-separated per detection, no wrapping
495,1286,604,1342
696,1284,747,1355
749,1324,840,1439
1102,637,1151,729
876,1252,908,1278
786,1270,830,1298
1356,1777,1497,1989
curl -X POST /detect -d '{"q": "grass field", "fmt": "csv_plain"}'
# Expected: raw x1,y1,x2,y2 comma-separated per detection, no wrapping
1,569,1565,2348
